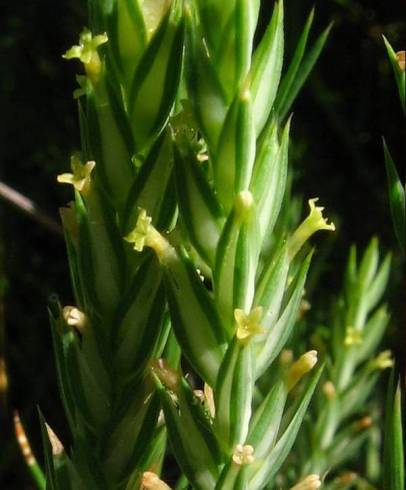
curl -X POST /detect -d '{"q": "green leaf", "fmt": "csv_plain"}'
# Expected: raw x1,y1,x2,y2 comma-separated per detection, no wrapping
129,2,184,150
384,370,405,490
354,306,390,365
383,36,406,114
250,0,284,135
358,237,379,292
214,90,256,212
250,117,290,240
365,252,391,312
249,365,323,489
383,139,405,251
163,247,227,385
38,409,56,490
254,246,289,332
214,339,254,452
156,377,221,490
246,380,287,459
214,192,260,335
115,257,165,376
123,131,175,234
184,7,228,151
87,82,135,213
276,22,333,121
174,144,224,267
109,0,147,88
256,250,313,378
274,8,314,118
104,387,160,482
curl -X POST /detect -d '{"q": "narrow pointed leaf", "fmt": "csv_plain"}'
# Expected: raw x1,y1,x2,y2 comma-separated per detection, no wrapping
383,139,405,251
250,0,284,135
249,366,323,489
277,22,333,121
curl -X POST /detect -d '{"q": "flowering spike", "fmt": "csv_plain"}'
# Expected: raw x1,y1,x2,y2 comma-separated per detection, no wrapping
62,306,87,333
234,306,265,344
344,326,363,346
285,350,318,391
124,208,170,260
232,444,255,465
288,198,335,260
141,471,172,490
57,156,95,195
63,28,108,82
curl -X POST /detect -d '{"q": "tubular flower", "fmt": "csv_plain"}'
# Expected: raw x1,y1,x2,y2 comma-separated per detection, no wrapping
371,350,394,370
62,28,108,82
344,326,363,346
124,208,170,260
289,198,335,260
285,350,318,391
57,156,95,195
232,444,255,465
62,306,87,333
234,306,265,344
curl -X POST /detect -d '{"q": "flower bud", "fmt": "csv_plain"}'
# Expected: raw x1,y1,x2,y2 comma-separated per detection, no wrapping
289,474,321,490
234,306,265,344
285,350,318,391
141,471,172,490
232,444,255,465
62,306,87,333
289,198,335,260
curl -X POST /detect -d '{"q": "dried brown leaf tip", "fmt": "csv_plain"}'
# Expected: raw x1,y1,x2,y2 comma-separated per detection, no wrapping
396,51,405,71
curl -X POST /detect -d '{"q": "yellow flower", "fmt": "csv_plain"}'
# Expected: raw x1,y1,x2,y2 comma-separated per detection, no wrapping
57,156,95,194
232,444,255,465
124,208,171,261
289,474,321,490
371,350,394,370
124,209,152,252
234,306,265,344
289,198,335,260
63,29,107,82
141,471,172,490
344,326,363,346
285,350,318,391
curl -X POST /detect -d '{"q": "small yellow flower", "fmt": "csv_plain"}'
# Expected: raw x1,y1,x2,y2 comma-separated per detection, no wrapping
124,209,152,252
234,306,265,344
62,306,87,332
344,326,363,346
124,208,171,260
63,29,108,82
285,350,318,391
232,444,255,465
371,350,394,370
289,198,335,260
57,156,95,195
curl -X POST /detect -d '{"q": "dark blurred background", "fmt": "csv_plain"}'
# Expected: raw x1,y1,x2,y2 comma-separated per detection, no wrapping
0,1,404,488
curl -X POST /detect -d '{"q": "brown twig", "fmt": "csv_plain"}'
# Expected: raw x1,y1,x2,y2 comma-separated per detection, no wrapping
0,181,62,237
